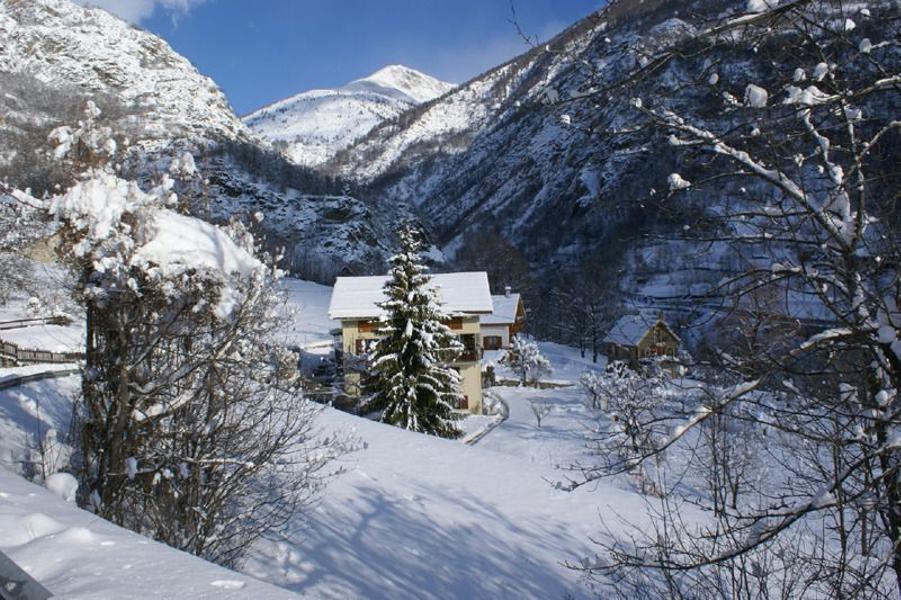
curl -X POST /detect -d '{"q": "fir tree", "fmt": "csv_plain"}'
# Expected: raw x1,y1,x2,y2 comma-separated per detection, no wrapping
365,225,464,438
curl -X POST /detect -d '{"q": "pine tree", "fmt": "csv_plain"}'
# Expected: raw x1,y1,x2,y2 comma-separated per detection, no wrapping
365,225,464,438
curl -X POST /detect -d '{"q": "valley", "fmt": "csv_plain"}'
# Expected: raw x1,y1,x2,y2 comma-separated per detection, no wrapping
0,0,897,598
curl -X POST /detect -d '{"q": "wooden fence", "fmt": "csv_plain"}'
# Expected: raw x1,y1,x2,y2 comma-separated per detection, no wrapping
1,339,83,368
0,316,73,331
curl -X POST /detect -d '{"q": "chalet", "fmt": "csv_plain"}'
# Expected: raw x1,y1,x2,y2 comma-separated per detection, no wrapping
327,272,493,414
603,311,680,369
479,287,526,350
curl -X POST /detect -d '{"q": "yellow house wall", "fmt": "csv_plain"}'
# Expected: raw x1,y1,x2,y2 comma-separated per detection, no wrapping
339,315,484,414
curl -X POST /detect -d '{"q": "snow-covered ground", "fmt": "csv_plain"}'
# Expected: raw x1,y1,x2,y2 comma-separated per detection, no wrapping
0,465,301,599
0,276,653,599
0,263,84,353
278,277,337,348
478,385,597,469
241,322,643,598
0,368,645,600
244,405,647,599
0,371,79,475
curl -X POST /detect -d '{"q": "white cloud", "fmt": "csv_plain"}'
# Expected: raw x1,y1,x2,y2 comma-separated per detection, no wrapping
72,0,206,24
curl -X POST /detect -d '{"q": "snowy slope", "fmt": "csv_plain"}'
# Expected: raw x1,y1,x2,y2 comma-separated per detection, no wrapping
245,404,649,599
0,0,246,143
0,465,300,599
244,66,454,167
0,362,642,600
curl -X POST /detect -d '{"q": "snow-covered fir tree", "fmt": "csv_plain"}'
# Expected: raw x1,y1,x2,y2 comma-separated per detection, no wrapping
365,225,464,438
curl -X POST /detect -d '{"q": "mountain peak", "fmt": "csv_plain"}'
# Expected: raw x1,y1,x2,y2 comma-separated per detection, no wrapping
341,64,454,104
244,65,454,167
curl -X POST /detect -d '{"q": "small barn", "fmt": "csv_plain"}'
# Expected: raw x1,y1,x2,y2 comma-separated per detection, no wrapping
603,311,680,368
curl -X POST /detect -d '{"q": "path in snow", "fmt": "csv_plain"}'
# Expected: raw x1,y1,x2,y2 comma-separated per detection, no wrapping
478,385,598,469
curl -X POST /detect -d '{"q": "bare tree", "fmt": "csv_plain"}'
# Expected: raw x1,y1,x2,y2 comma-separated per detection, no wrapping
552,252,623,363
553,1,901,597
530,400,553,427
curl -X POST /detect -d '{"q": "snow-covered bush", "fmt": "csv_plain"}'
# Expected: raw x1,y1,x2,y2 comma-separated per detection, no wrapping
43,101,343,567
363,224,464,438
579,370,607,410
502,335,551,386
594,362,666,461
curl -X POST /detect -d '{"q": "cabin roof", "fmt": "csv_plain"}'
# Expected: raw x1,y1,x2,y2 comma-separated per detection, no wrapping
603,311,680,346
328,271,493,320
480,293,522,325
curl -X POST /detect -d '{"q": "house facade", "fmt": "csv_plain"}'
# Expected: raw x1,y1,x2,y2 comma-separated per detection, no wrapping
328,272,493,414
479,287,525,350
603,311,680,369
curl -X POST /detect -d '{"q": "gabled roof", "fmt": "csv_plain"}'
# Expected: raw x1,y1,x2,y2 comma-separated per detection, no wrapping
603,311,680,346
328,271,493,320
480,293,522,325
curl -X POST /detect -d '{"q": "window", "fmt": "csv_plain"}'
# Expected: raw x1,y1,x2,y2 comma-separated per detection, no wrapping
358,320,379,333
483,336,503,350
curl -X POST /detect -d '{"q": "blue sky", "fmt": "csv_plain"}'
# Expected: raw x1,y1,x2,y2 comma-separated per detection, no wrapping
125,1,600,115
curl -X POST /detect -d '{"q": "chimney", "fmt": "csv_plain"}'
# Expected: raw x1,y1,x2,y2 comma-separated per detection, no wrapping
505,286,512,297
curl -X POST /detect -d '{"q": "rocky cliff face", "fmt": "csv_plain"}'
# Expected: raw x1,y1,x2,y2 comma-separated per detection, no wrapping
0,0,245,142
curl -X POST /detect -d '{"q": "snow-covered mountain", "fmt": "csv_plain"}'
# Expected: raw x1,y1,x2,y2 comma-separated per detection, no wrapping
244,65,454,167
322,0,896,337
0,0,422,283
0,0,245,142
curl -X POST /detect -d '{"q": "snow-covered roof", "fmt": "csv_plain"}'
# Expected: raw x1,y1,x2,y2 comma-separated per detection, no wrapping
328,272,493,320
603,311,679,346
480,293,522,325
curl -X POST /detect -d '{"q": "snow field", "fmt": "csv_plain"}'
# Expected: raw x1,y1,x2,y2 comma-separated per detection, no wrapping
245,406,650,599
0,466,300,599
